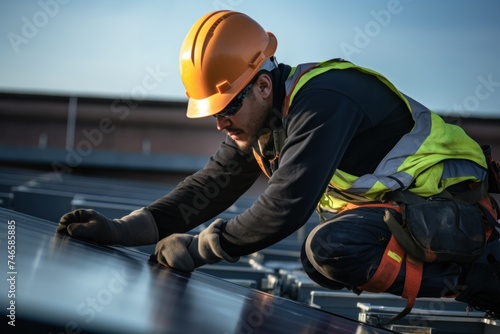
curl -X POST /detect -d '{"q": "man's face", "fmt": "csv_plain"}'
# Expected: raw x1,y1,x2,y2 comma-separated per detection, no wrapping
215,76,273,152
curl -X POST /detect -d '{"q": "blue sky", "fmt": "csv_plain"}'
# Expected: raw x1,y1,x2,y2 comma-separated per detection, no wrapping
1,0,499,118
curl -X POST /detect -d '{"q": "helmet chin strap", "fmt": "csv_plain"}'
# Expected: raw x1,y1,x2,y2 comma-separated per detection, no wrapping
260,57,278,72
249,58,291,178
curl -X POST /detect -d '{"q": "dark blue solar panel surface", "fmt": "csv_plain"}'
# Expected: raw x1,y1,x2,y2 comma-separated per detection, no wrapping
0,207,396,333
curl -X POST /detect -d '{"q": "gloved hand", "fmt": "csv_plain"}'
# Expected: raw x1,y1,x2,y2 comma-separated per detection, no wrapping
155,218,239,272
57,208,159,246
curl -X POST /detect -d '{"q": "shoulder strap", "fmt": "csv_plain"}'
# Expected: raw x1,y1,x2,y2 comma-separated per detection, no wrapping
483,144,500,193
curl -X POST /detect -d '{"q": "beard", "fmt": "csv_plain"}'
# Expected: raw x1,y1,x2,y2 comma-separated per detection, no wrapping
229,96,273,152
231,118,266,152
234,136,256,152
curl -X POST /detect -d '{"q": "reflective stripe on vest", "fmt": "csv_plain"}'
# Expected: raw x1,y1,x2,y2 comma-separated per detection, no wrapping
282,59,487,213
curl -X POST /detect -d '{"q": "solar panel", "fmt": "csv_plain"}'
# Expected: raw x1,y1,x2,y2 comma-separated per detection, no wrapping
0,207,396,334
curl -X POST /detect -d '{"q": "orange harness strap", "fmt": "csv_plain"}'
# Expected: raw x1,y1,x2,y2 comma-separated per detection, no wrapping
478,193,498,241
339,201,400,213
399,255,424,322
346,202,424,324
358,233,405,293
253,151,271,178
357,232,424,324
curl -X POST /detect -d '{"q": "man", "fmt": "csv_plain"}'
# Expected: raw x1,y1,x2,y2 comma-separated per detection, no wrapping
57,10,500,320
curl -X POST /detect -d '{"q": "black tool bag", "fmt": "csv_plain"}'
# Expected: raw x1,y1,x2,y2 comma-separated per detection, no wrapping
384,144,500,264
384,192,486,263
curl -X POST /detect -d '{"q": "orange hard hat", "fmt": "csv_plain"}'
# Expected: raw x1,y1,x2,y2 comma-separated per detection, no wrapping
180,10,278,118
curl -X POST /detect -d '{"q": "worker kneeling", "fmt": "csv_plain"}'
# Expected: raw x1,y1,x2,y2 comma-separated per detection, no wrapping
56,10,500,322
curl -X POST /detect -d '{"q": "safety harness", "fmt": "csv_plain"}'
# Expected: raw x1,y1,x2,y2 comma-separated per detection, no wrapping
354,185,498,325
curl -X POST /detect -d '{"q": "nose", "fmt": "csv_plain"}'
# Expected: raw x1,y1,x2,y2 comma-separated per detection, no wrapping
215,116,231,131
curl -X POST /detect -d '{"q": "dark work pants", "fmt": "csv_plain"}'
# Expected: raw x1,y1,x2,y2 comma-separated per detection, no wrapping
301,207,464,298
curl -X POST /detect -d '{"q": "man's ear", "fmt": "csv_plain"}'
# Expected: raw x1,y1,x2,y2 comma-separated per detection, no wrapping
255,73,272,98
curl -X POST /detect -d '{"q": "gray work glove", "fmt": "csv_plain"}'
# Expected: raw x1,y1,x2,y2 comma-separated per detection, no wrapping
155,218,239,272
57,208,159,246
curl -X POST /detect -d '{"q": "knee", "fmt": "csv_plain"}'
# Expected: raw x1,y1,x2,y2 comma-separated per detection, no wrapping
303,221,362,286
304,223,336,265
304,217,388,268
300,236,350,290
303,213,392,287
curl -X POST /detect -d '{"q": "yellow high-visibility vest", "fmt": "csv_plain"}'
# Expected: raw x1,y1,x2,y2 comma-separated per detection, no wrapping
282,59,487,213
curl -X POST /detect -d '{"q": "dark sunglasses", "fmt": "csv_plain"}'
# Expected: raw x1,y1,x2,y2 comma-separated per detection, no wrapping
213,82,253,118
